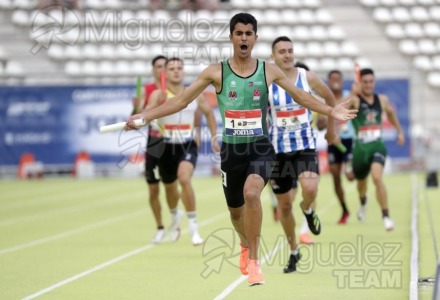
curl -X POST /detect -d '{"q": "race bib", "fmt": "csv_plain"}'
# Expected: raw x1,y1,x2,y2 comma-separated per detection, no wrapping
163,124,192,140
358,125,381,142
225,109,263,137
275,108,308,131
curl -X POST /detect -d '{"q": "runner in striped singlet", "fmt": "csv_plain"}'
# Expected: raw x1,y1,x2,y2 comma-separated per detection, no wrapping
268,36,339,273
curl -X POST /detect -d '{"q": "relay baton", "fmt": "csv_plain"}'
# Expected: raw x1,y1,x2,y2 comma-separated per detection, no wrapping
136,76,144,112
334,142,347,153
159,71,167,104
100,118,146,133
354,63,361,83
160,71,166,92
136,76,142,98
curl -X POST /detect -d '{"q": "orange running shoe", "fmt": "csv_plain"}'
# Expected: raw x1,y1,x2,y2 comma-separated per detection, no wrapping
240,244,249,275
247,259,265,286
299,233,314,245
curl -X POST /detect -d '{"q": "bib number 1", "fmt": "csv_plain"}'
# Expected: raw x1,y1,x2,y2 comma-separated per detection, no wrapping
225,109,263,137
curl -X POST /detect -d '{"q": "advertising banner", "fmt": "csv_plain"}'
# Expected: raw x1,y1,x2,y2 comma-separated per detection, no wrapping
0,79,410,169
0,85,144,167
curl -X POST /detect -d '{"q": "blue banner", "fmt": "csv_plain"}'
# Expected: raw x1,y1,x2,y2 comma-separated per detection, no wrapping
0,85,146,166
0,80,410,168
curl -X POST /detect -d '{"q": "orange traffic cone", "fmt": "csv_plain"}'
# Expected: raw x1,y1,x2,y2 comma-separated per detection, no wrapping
18,153,35,179
73,151,91,177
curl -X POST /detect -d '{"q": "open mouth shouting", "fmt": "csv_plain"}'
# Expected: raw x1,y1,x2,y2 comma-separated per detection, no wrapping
240,44,248,53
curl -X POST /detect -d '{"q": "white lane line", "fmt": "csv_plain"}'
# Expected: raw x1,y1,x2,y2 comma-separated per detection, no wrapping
0,209,148,255
214,239,286,300
0,190,146,227
0,183,137,212
0,182,73,200
22,244,156,300
409,173,419,300
21,211,229,300
0,187,217,227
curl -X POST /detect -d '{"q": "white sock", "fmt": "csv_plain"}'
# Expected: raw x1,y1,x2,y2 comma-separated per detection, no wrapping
269,190,278,208
300,218,309,235
303,207,313,214
291,249,299,256
187,211,198,232
170,208,178,216
187,211,197,219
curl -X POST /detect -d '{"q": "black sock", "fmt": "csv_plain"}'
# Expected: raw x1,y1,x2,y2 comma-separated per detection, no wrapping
158,226,164,230
341,202,348,213
360,196,367,206
382,209,389,218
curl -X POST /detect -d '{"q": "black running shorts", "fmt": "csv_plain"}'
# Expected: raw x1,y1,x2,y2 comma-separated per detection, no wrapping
270,149,319,194
145,136,164,184
328,138,353,165
220,138,276,208
157,140,198,184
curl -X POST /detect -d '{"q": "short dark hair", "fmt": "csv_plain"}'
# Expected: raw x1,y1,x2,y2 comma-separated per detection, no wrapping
165,57,184,67
360,68,374,77
272,36,292,52
328,69,342,79
230,13,257,35
152,55,167,67
294,61,310,71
